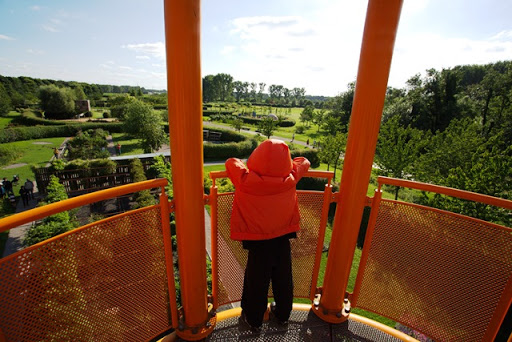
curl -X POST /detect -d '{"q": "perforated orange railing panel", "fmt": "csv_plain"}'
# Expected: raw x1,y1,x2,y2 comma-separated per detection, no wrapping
0,206,172,342
214,191,326,307
354,200,512,342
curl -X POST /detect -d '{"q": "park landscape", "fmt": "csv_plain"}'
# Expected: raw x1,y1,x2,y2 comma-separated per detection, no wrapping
0,60,511,332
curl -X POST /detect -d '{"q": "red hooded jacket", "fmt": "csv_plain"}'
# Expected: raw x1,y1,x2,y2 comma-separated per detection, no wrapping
225,139,310,241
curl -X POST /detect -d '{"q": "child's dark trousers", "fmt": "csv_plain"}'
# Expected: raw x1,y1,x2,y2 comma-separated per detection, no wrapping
241,235,294,327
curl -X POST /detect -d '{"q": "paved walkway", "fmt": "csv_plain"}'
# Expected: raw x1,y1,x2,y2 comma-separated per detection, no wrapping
2,190,40,257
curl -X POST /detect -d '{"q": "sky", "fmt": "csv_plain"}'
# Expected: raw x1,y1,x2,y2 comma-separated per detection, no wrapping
0,0,511,97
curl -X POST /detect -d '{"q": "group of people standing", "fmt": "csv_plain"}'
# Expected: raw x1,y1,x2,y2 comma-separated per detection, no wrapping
1,177,34,207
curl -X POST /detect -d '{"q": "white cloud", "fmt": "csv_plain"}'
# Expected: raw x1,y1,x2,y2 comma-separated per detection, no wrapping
0,34,15,40
42,24,59,32
122,42,165,59
136,55,150,60
389,30,512,88
119,66,133,70
27,49,44,55
30,5,41,11
221,45,236,55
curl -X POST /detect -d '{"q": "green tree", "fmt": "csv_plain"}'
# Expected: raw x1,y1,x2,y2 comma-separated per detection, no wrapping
124,100,167,153
231,117,243,132
213,73,234,101
0,83,12,116
258,116,277,139
130,158,156,208
375,115,425,199
202,75,218,102
24,176,76,246
300,105,315,127
318,132,346,180
38,84,76,119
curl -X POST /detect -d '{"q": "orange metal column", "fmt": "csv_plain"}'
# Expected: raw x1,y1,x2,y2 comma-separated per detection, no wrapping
314,0,403,322
163,0,213,340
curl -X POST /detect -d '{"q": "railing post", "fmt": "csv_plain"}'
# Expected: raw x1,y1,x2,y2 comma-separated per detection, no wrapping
351,190,382,306
164,0,214,340
310,183,333,301
209,183,219,310
314,0,404,323
159,190,179,329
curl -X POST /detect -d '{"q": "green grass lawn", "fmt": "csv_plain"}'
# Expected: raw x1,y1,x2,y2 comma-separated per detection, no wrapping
0,137,67,182
111,133,145,155
0,111,21,129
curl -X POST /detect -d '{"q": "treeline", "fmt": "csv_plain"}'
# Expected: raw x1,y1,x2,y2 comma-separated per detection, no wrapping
372,61,511,225
202,73,312,107
0,75,150,110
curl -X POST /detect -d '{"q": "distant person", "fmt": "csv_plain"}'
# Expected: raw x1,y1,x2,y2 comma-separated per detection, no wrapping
2,177,13,196
53,147,59,159
19,186,29,207
24,179,34,200
306,138,309,146
0,181,5,199
116,143,122,155
291,133,295,142
225,139,310,332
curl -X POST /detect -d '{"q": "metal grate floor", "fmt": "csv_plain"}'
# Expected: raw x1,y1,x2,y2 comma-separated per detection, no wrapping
176,310,402,342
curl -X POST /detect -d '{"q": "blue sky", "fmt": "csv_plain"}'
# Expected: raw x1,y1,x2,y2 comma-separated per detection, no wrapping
1,0,511,96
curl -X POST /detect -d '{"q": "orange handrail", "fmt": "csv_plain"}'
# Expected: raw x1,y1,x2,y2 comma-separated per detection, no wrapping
209,170,334,186
0,178,168,233
378,176,512,210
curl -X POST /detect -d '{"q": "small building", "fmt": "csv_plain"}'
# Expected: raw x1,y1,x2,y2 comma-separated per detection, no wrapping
75,100,91,113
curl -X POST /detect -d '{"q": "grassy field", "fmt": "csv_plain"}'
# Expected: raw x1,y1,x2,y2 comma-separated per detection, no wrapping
0,111,19,129
111,133,146,155
0,137,67,182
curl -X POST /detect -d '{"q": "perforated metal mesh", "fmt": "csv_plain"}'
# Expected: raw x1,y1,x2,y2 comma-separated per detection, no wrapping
214,191,325,306
355,200,512,342
0,206,172,342
182,310,403,342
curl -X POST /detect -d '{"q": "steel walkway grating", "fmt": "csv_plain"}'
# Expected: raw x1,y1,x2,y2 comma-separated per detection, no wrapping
176,310,402,341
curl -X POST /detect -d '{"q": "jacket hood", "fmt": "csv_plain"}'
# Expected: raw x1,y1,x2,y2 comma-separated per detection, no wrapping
247,139,293,177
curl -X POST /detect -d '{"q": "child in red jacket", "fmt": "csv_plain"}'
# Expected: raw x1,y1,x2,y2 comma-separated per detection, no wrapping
225,139,310,331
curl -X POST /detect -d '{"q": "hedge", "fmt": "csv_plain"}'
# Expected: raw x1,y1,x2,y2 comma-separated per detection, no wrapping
0,123,124,143
291,149,320,168
239,116,295,127
204,138,258,160
203,109,234,116
11,114,65,126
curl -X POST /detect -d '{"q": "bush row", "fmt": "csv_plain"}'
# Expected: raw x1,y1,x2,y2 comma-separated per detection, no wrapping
204,139,258,160
239,116,295,127
203,109,234,116
0,123,124,143
11,113,66,126
291,149,320,168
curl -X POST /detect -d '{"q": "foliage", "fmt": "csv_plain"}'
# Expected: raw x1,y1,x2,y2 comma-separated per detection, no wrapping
203,138,258,160
130,158,156,208
124,99,167,153
24,176,76,246
67,129,110,160
0,83,12,116
38,84,77,119
300,105,315,127
290,149,320,168
109,94,137,119
148,155,173,197
230,117,243,132
318,133,346,179
0,122,123,143
257,116,277,139
375,116,426,199
0,145,22,167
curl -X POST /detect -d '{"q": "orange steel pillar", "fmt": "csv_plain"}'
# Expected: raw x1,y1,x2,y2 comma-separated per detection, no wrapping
314,0,403,323
164,1,213,340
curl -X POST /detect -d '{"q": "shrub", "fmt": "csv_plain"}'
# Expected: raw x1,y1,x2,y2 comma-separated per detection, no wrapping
291,149,320,168
0,145,22,167
10,113,65,126
130,158,155,208
203,139,258,160
148,155,173,197
67,129,110,160
24,175,76,246
295,125,305,134
0,123,124,143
